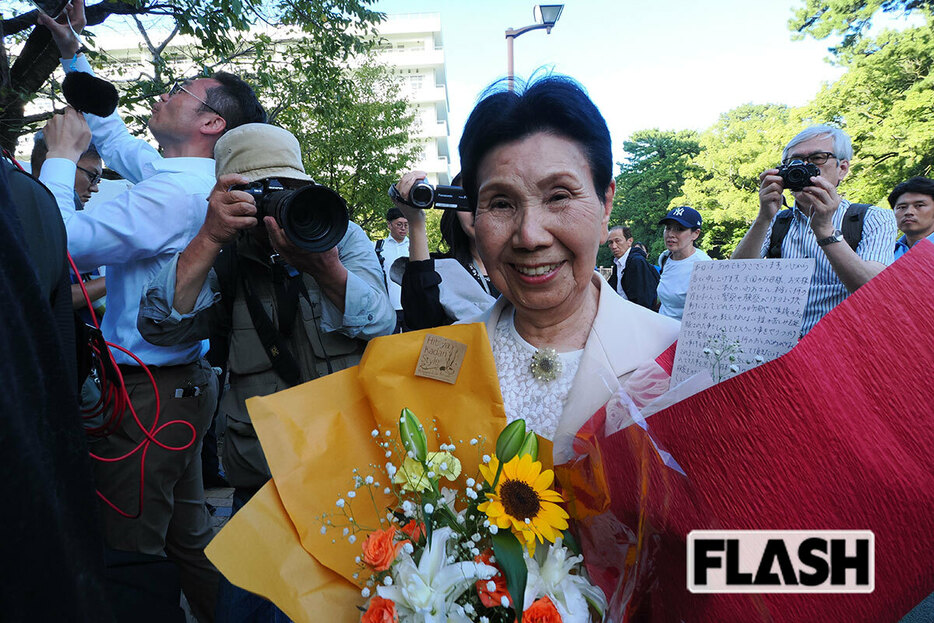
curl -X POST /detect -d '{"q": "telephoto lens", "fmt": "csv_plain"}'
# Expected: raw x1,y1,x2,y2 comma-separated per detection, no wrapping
236,180,349,253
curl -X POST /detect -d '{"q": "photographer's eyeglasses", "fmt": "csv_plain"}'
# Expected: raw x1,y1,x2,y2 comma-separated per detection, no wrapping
783,151,837,166
168,80,224,118
76,165,102,186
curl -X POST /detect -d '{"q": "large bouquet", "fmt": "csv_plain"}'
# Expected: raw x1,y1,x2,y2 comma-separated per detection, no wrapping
335,410,606,622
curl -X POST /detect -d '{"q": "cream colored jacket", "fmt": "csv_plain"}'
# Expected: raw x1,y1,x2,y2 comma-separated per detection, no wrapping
472,273,680,463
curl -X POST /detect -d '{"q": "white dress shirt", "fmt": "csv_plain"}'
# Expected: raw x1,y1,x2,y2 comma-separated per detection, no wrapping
377,236,409,310
40,54,215,366
613,249,630,299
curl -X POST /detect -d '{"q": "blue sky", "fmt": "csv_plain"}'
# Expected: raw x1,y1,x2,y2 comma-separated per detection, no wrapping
373,0,916,171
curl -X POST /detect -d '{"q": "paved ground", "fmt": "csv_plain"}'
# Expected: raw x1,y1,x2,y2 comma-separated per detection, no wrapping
206,485,234,530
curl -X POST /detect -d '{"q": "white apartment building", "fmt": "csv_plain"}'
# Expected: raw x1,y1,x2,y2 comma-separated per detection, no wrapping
375,13,452,185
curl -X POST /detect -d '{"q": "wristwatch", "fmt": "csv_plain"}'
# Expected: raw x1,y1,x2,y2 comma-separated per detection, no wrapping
817,229,844,247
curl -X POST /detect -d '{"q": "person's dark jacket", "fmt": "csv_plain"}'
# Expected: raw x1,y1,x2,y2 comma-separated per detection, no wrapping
606,246,659,310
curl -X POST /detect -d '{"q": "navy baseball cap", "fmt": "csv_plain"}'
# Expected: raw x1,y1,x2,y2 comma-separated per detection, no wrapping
659,206,702,229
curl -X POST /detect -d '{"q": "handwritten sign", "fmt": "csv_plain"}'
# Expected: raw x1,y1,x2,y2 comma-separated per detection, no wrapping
671,259,813,386
415,334,468,384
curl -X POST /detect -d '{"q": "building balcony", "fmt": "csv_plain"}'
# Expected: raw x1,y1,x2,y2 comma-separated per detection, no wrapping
376,47,444,68
406,85,447,104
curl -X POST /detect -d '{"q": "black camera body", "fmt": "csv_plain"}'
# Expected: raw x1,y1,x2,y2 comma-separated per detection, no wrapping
234,178,349,253
388,181,470,211
777,160,821,192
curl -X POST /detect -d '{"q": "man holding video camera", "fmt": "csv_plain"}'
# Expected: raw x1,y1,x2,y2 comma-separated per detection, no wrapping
731,125,896,336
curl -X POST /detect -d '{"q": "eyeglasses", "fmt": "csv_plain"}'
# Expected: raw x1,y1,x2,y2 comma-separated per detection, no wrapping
169,80,224,118
76,165,102,186
783,151,838,166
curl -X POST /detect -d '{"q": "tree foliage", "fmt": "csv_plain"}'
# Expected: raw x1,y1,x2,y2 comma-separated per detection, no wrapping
789,0,933,48
2,0,421,236
0,0,383,150
607,129,701,265
803,22,934,203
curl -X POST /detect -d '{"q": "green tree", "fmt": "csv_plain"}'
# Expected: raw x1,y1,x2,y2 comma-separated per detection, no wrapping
608,129,701,264
1,0,382,150
790,0,933,49
676,104,803,258
803,23,934,205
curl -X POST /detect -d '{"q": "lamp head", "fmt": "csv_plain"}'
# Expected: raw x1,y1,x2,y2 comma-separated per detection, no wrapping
533,4,564,32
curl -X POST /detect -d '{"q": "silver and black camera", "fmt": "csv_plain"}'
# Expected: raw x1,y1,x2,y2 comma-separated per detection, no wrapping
234,178,349,253
777,160,821,192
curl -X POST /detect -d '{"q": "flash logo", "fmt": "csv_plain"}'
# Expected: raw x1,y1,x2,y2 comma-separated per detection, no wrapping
687,530,873,593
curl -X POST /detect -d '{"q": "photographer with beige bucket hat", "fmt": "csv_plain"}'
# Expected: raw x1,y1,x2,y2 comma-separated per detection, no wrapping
138,123,395,620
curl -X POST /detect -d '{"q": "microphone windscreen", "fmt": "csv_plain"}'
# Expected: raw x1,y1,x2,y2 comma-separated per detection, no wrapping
62,72,119,118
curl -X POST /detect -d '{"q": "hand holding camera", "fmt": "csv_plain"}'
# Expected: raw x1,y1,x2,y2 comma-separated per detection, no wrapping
201,174,259,247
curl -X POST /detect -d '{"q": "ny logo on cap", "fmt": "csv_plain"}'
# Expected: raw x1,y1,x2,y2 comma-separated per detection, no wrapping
673,208,685,216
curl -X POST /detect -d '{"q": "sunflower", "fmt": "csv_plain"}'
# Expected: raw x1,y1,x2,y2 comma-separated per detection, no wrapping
477,453,569,552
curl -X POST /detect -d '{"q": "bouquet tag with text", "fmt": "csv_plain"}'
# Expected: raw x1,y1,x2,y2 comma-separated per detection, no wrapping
415,334,467,384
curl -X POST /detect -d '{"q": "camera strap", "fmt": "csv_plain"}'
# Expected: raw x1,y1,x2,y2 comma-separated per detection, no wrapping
238,257,302,387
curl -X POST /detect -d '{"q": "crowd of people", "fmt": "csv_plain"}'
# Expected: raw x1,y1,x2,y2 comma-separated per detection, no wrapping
4,0,934,621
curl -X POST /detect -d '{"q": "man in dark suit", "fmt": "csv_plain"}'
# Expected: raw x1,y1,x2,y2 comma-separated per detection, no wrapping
606,226,659,309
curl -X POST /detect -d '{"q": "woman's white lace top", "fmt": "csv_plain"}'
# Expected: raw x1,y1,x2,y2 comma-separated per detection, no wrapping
490,309,584,440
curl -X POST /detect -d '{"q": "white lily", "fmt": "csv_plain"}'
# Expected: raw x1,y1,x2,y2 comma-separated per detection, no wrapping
523,538,607,623
377,526,497,623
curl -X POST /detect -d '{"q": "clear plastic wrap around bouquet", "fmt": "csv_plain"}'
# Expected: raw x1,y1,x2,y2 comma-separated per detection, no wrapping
554,243,934,622
347,411,605,622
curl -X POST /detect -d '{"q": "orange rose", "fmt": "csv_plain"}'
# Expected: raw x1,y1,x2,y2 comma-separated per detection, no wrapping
361,527,403,572
401,519,425,543
474,549,511,608
521,596,561,623
361,595,397,623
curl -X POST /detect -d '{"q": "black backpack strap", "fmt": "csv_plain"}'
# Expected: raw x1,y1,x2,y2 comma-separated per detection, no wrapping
238,256,302,387
205,242,238,369
841,203,870,253
375,238,385,267
767,210,794,258
659,251,670,274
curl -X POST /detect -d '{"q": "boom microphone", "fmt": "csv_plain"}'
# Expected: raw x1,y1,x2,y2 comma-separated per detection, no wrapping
62,71,119,118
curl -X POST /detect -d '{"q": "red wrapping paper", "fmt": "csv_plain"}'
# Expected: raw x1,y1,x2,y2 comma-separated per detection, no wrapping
558,241,934,622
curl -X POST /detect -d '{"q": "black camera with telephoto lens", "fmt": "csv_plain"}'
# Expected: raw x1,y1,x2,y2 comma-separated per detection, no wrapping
777,160,821,192
388,181,471,211
233,178,349,253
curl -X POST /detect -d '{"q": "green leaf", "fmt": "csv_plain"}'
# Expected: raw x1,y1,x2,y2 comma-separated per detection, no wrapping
561,528,581,556
495,419,526,464
491,531,527,621
399,408,427,462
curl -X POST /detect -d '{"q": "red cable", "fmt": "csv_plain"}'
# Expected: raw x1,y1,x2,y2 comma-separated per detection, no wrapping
68,253,198,519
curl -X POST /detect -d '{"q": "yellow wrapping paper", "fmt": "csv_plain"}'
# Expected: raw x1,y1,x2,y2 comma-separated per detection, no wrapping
207,323,552,621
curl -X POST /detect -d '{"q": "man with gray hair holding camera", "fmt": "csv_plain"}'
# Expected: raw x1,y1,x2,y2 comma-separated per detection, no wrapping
732,125,896,336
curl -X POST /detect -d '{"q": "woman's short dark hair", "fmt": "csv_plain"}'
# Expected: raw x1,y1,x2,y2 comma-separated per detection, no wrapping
888,176,934,208
458,75,612,212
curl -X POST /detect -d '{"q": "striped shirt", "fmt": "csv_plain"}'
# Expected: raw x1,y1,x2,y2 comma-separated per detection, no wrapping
759,199,897,336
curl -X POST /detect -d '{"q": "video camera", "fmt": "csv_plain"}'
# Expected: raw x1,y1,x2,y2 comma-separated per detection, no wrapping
234,178,349,253
388,181,471,211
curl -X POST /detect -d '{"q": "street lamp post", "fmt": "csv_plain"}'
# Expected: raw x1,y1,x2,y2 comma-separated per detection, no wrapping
505,4,564,91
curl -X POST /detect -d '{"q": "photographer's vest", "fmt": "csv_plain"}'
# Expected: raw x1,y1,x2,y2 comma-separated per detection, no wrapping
214,237,367,488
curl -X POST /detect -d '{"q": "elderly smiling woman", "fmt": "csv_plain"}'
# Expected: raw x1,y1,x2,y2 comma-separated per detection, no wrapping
455,77,680,463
